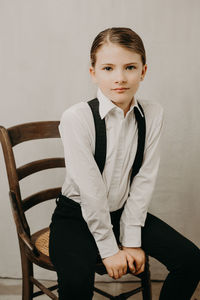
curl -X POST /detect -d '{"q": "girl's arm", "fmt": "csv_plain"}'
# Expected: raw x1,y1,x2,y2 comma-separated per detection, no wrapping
59,106,119,259
119,103,164,248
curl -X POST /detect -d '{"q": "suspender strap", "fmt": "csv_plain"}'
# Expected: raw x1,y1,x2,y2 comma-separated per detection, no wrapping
130,103,146,185
87,98,146,185
87,98,107,174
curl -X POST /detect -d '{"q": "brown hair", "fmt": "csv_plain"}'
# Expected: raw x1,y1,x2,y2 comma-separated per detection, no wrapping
90,27,146,67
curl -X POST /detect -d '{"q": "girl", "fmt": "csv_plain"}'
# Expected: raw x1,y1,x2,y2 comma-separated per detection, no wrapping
49,27,200,300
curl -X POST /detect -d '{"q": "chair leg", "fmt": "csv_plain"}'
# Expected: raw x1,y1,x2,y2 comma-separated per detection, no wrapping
141,256,152,300
22,260,33,300
19,240,33,300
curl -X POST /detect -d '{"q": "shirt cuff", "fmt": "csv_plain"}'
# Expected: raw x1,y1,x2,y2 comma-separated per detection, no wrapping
119,223,141,247
96,232,119,259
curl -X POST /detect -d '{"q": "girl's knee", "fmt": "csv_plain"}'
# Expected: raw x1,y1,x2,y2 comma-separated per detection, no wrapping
187,244,200,271
177,242,200,273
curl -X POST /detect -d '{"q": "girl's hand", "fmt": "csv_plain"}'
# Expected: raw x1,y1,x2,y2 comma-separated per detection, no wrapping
122,246,146,275
102,250,129,279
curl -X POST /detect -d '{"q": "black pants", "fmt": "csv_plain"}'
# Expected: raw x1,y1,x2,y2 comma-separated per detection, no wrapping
49,194,200,300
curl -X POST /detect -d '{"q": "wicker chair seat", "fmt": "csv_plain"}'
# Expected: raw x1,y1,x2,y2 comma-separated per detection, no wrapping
31,228,55,271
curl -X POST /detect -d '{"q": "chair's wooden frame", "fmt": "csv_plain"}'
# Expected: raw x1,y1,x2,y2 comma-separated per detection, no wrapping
0,121,152,300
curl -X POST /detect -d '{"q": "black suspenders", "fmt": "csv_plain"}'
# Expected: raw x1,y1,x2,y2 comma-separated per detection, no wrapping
88,98,146,186
130,104,146,184
87,99,107,174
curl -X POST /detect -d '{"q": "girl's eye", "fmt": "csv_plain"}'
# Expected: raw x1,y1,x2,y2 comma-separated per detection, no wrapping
126,65,136,70
103,66,112,71
103,66,136,71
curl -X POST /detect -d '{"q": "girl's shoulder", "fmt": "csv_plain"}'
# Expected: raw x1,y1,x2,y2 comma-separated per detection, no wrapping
60,101,93,125
137,98,164,123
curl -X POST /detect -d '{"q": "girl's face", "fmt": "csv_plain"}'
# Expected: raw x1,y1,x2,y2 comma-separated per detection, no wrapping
90,43,147,110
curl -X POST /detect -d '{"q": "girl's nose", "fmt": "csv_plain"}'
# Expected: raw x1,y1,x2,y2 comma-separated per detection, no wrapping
114,71,127,84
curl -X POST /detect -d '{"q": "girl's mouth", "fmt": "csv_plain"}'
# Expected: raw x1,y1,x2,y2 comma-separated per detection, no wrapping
113,88,129,92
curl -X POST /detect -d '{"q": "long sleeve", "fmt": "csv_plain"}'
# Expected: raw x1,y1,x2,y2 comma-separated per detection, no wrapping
119,103,164,247
59,107,119,259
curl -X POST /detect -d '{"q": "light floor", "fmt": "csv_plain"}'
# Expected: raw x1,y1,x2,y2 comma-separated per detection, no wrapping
0,278,199,299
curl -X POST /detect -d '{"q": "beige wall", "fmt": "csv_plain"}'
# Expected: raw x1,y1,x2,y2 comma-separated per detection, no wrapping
0,0,200,280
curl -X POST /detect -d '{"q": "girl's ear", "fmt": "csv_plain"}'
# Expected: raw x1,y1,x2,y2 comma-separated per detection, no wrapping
140,64,147,81
89,67,97,83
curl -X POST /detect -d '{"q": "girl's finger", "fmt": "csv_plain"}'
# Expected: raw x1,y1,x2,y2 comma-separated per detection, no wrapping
140,263,145,273
135,260,142,273
126,254,136,273
118,268,123,278
123,264,127,275
135,263,145,275
113,268,120,279
107,267,114,278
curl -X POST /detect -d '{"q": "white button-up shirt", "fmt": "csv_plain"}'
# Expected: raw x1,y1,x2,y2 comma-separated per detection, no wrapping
59,88,164,259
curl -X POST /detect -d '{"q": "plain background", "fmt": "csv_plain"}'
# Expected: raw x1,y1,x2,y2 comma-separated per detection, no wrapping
0,0,200,281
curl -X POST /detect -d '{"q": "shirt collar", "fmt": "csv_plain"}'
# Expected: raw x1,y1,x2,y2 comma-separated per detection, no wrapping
96,87,144,119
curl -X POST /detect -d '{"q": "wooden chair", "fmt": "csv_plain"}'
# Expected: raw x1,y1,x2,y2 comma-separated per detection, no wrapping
0,121,152,300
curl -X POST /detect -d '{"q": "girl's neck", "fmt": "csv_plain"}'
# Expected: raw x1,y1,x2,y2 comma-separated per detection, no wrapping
111,97,135,117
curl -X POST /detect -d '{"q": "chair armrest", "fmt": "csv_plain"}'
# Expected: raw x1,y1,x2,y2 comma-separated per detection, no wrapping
18,231,39,257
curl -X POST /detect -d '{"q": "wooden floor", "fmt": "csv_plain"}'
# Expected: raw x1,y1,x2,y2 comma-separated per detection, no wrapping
0,278,199,299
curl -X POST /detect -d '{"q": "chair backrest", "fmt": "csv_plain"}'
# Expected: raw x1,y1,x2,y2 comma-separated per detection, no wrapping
0,121,65,238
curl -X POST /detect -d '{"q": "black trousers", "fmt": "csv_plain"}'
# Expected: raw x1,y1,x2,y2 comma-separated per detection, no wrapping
49,194,200,300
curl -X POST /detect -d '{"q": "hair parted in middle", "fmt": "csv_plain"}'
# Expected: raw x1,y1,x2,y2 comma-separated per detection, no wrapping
90,27,146,68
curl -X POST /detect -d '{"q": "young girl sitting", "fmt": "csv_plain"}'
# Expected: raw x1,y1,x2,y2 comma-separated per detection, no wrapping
49,27,200,300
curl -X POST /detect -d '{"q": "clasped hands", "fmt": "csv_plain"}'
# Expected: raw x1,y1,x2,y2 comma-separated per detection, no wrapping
102,246,146,280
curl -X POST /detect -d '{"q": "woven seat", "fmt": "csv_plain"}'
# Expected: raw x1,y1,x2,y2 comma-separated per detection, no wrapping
0,121,152,300
31,228,55,271
33,228,50,257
